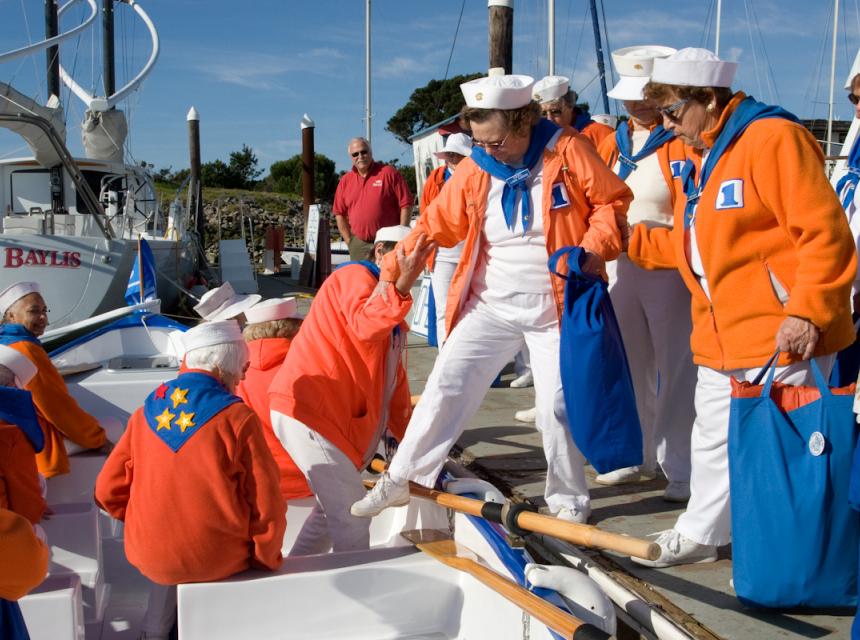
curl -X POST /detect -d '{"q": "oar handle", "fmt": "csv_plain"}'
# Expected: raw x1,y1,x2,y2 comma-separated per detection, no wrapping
364,468,659,560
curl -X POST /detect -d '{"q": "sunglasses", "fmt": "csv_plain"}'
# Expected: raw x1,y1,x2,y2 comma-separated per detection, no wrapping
351,149,370,158
849,93,860,105
541,108,563,117
472,133,509,150
657,98,691,121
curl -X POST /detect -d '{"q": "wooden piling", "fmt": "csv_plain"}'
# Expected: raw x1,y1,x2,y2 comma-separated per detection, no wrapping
488,0,513,74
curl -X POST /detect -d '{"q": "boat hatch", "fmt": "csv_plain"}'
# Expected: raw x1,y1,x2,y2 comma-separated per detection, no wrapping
106,354,179,371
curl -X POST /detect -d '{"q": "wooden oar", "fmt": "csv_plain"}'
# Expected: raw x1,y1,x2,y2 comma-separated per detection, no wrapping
368,459,659,561
402,529,609,640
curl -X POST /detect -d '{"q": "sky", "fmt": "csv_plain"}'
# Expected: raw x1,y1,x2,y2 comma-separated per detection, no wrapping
1,0,859,177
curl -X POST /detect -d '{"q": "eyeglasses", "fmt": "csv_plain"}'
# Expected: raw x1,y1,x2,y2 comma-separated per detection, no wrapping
472,133,509,150
657,98,691,121
351,149,369,158
849,93,860,105
541,108,563,118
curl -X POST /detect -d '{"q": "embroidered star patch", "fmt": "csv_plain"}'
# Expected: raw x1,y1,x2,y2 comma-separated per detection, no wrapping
170,387,189,409
175,411,196,433
156,408,175,431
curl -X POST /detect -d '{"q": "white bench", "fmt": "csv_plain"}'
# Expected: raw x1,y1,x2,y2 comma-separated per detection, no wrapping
42,502,109,627
19,573,85,640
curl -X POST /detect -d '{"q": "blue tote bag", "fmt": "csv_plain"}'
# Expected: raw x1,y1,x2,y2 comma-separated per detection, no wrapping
548,247,642,474
729,354,859,608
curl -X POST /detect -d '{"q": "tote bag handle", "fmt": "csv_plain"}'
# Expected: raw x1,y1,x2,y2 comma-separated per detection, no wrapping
547,246,602,283
753,349,832,399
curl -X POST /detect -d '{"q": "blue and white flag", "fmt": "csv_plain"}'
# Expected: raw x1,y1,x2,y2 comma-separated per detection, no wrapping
125,238,158,305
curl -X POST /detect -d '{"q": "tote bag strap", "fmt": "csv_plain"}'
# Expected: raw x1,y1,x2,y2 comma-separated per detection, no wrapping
754,349,832,398
547,246,584,281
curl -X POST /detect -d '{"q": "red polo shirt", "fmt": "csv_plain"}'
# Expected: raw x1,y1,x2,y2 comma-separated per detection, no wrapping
333,162,413,241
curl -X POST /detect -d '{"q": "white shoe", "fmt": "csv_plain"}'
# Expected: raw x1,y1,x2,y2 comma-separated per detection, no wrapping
631,529,718,568
350,473,410,518
594,466,656,486
555,505,591,524
510,371,534,388
514,407,537,423
663,481,691,503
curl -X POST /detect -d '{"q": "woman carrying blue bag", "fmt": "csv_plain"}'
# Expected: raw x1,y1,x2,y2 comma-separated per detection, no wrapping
627,48,857,569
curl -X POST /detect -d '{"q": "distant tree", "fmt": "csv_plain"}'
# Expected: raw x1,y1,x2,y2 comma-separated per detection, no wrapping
386,158,417,203
386,72,482,146
268,153,338,202
228,144,263,188
153,166,174,183
200,159,234,188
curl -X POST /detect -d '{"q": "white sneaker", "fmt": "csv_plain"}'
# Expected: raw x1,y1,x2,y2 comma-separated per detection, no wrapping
555,505,591,524
631,529,718,568
594,466,656,486
514,407,537,423
510,371,534,388
350,473,410,517
663,481,691,503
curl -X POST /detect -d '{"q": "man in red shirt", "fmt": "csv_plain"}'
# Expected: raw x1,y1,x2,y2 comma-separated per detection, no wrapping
333,137,414,261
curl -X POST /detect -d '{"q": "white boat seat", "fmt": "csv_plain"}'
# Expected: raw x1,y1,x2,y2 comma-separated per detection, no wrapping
49,416,124,505
19,571,86,640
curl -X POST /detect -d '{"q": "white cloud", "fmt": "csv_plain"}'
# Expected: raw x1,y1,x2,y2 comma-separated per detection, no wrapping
374,56,426,79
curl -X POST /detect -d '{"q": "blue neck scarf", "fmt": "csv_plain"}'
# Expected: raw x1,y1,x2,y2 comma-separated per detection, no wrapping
682,96,798,228
0,324,40,347
470,119,560,235
573,110,592,132
614,121,675,181
443,167,452,182
143,372,241,452
0,387,43,452
836,135,860,209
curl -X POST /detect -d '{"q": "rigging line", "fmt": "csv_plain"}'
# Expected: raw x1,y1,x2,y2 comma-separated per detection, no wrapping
700,0,714,50
748,0,780,104
19,0,43,102
803,2,831,113
570,4,589,88
443,0,466,80
855,0,860,43
561,0,571,69
742,0,763,99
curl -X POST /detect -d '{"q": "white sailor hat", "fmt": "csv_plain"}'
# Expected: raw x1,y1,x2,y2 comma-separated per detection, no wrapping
193,282,262,322
651,47,737,88
374,225,412,244
182,320,244,353
433,133,473,159
244,297,303,324
0,344,37,387
532,75,569,104
0,282,41,317
607,45,677,101
461,74,535,110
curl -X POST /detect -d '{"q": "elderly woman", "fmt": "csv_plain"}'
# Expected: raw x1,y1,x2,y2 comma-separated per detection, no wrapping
533,75,614,148
595,45,697,503
352,74,632,524
96,320,285,640
627,48,856,567
236,297,311,501
0,282,108,477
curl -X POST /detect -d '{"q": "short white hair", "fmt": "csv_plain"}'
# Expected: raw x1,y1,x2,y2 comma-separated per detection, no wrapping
0,364,15,387
184,340,249,378
348,137,372,153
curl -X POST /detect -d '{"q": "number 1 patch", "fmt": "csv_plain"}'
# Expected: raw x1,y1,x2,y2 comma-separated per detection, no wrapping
715,179,744,210
669,160,684,178
551,182,571,209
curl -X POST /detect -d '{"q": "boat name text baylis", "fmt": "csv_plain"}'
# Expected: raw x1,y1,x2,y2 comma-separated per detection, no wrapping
3,247,82,269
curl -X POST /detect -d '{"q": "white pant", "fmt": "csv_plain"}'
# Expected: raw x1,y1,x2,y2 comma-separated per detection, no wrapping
431,260,457,345
271,412,370,555
606,255,696,482
141,582,177,637
388,289,590,512
676,354,835,546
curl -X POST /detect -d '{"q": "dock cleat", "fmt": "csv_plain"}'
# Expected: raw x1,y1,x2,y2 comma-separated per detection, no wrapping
351,472,410,517
631,529,718,568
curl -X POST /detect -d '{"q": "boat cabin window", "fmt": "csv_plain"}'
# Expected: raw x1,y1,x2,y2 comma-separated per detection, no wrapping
9,169,51,214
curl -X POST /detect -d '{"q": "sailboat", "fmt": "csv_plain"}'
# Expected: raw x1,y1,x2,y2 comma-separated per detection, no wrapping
0,0,196,331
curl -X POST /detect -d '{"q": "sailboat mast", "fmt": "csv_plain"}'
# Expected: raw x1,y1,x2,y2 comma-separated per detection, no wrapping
827,0,840,157
45,0,60,99
589,0,610,113
102,0,115,100
365,0,371,143
715,0,722,57
548,0,555,75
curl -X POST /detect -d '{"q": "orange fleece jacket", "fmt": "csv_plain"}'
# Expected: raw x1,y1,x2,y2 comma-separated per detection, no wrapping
580,120,614,149
268,264,413,469
420,165,449,272
95,385,286,586
597,126,689,208
9,340,105,477
382,128,633,333
236,338,312,501
0,508,48,600
629,92,856,369
0,421,45,525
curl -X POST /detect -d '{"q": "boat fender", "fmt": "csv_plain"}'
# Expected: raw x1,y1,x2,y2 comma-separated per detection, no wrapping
524,563,617,636
442,478,505,505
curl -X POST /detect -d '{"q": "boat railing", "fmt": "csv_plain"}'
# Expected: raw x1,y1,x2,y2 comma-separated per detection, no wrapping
0,113,114,239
